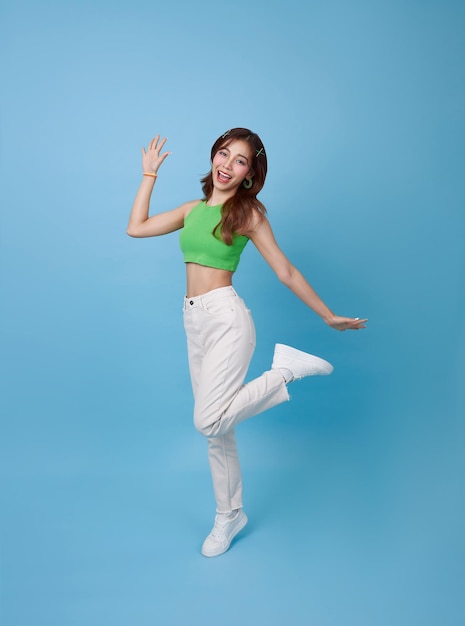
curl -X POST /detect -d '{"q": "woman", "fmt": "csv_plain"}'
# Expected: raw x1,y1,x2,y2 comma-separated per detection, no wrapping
127,128,367,558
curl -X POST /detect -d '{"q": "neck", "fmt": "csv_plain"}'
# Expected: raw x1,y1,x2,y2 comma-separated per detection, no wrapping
207,189,234,206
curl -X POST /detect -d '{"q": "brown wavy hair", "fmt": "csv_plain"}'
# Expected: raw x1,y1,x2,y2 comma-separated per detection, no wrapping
201,128,268,245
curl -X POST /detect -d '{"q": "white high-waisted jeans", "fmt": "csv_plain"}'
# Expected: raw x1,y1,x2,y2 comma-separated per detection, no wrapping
183,286,289,513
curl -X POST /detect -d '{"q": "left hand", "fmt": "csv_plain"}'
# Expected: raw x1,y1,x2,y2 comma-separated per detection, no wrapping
326,315,368,331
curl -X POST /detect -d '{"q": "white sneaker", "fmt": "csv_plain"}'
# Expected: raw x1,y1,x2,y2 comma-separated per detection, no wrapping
272,343,334,381
201,510,248,557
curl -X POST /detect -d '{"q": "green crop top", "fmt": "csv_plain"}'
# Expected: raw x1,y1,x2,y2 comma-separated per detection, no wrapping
179,201,249,272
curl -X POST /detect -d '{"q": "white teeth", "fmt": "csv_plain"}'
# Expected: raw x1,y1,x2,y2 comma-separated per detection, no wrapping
218,170,231,179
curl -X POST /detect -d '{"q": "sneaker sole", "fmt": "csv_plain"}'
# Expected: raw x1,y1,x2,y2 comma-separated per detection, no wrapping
273,343,334,376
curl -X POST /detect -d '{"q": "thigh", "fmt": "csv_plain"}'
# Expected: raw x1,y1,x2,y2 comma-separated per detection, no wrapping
194,296,255,419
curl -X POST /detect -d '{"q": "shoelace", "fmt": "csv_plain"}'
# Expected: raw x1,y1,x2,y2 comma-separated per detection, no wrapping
210,516,233,541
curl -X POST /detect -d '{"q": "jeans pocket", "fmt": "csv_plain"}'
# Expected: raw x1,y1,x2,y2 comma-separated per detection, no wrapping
205,296,236,317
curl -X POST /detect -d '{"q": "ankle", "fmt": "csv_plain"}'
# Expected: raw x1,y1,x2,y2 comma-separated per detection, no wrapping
277,367,294,384
217,509,239,521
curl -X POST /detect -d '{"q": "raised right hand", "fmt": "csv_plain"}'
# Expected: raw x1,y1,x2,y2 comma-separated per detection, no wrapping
141,135,170,174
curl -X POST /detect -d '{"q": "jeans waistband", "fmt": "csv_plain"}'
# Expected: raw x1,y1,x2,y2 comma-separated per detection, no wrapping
184,286,238,310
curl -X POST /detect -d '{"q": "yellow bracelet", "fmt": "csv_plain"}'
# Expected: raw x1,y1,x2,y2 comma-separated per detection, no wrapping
143,172,158,178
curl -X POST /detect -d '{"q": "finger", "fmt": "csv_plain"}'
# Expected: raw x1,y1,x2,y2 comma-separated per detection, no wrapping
348,319,367,327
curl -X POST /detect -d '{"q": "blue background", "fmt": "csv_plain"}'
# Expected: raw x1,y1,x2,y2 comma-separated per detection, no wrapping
1,0,464,624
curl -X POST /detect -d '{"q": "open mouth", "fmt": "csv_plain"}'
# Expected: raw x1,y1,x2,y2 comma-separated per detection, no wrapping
217,170,232,183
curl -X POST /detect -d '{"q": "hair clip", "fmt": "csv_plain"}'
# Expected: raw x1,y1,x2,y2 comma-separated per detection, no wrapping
256,148,265,157
221,130,231,138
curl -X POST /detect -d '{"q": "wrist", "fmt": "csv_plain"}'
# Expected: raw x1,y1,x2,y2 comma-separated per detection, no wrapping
322,311,335,325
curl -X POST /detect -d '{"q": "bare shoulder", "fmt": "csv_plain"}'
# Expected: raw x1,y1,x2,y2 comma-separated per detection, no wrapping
248,210,290,275
182,199,202,218
247,209,274,239
244,207,271,237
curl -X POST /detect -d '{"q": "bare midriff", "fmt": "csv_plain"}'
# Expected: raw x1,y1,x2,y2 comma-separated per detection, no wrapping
186,263,234,297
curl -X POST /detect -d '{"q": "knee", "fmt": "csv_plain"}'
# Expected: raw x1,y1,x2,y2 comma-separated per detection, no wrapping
193,410,218,438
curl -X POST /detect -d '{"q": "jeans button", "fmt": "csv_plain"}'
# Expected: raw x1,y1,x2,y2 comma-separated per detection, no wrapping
190,300,194,305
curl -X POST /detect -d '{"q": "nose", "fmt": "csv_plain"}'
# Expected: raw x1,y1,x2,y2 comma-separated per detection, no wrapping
222,155,233,169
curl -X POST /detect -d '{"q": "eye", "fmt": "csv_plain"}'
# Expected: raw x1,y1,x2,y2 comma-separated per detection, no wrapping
219,150,227,157
237,159,246,166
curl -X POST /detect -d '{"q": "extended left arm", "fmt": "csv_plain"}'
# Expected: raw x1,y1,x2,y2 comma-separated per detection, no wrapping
249,217,367,331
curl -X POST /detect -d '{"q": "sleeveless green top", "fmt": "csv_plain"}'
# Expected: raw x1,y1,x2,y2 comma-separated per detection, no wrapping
179,201,249,271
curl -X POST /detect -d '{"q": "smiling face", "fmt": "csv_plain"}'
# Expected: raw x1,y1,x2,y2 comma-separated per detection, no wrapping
211,139,254,194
